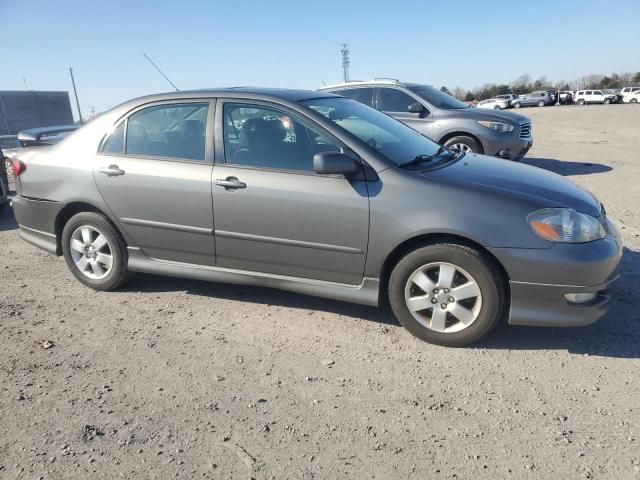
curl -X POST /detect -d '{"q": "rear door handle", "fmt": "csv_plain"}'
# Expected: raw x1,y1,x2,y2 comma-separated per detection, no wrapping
98,165,125,177
215,178,246,189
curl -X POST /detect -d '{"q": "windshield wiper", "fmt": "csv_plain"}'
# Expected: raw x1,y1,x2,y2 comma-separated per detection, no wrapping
398,146,453,167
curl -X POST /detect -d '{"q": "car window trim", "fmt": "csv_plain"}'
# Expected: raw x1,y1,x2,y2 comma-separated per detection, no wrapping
97,98,216,165
214,98,353,177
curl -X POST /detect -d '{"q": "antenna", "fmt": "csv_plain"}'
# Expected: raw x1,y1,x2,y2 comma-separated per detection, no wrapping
340,43,350,83
143,53,179,91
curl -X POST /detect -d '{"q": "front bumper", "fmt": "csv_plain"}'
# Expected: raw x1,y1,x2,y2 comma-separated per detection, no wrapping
482,133,532,160
489,228,623,327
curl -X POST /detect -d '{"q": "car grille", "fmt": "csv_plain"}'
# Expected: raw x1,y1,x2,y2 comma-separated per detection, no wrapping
519,122,532,139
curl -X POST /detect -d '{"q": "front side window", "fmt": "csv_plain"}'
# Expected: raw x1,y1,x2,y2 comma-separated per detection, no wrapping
379,88,417,112
407,85,469,110
304,97,442,167
586,91,593,95
223,103,341,172
332,88,375,108
116,103,209,161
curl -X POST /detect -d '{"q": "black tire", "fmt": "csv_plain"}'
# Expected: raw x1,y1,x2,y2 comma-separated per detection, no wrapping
604,98,611,104
61,212,129,291
631,98,638,104
513,102,521,108
578,99,585,105
537,100,545,107
388,243,506,347
493,105,501,110
443,135,482,154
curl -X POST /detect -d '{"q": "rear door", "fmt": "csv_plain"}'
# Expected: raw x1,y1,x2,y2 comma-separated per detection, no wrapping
95,100,216,265
210,99,369,284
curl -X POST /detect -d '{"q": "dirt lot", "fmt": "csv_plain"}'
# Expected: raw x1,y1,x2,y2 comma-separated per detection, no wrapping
1,104,639,480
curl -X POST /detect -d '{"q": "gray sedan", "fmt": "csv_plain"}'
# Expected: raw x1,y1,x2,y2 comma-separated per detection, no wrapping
10,88,621,346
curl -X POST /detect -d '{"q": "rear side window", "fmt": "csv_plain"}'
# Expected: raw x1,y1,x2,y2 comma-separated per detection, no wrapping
379,88,416,112
103,103,209,161
332,88,375,107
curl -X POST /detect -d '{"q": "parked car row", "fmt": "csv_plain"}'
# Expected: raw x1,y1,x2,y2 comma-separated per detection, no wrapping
472,86,640,110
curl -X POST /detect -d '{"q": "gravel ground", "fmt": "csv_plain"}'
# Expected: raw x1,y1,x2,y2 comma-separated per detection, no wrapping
0,104,639,480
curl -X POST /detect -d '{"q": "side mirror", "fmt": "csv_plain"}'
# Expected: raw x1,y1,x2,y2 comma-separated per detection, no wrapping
408,102,426,114
313,151,360,176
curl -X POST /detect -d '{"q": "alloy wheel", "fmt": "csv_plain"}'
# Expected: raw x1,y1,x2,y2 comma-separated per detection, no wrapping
404,262,482,333
69,225,114,280
448,143,474,153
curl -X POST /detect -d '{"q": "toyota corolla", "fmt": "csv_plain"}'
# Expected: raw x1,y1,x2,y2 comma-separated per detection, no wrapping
10,88,622,346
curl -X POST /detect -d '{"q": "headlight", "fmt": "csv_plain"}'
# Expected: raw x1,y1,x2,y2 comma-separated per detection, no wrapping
476,121,514,132
527,208,606,243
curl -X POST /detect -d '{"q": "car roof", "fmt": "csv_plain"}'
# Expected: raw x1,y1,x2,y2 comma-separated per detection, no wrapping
127,87,337,105
318,79,431,90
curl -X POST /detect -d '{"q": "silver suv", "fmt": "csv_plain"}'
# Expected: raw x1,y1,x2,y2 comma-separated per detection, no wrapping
319,80,532,160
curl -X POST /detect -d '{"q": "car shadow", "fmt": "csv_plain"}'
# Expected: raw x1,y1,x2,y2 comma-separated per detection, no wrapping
122,247,639,359
0,206,18,232
522,157,612,176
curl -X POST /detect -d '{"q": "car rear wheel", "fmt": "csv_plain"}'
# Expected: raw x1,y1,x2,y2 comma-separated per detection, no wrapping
537,100,545,107
388,243,505,347
493,105,502,110
61,212,129,291
513,102,521,108
578,99,586,105
443,136,482,155
631,98,638,104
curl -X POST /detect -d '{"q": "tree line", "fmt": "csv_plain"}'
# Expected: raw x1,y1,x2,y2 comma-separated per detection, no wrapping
440,72,640,101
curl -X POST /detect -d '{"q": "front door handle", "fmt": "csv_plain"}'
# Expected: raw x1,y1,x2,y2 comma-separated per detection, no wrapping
215,177,246,190
98,165,125,177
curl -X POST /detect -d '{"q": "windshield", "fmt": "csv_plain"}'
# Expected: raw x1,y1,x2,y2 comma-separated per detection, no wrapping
408,85,469,110
303,97,444,166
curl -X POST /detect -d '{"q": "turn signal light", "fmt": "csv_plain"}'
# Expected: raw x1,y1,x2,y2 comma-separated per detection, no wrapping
12,159,26,177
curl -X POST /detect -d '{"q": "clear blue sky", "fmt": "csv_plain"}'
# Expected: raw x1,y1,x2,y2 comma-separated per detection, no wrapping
1,0,638,120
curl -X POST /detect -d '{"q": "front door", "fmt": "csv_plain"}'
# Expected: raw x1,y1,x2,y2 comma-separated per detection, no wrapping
94,100,216,266
377,87,435,139
211,100,369,285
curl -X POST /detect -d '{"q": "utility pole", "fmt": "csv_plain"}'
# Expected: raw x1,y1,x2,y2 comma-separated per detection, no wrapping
69,67,83,124
341,43,350,83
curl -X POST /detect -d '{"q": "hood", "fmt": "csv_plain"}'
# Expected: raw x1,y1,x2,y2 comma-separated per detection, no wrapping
426,154,601,216
438,107,530,125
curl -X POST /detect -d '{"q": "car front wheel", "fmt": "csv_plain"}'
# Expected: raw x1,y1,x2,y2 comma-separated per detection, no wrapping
513,102,521,108
61,212,129,291
388,243,505,347
537,100,545,107
578,99,585,105
443,136,482,155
